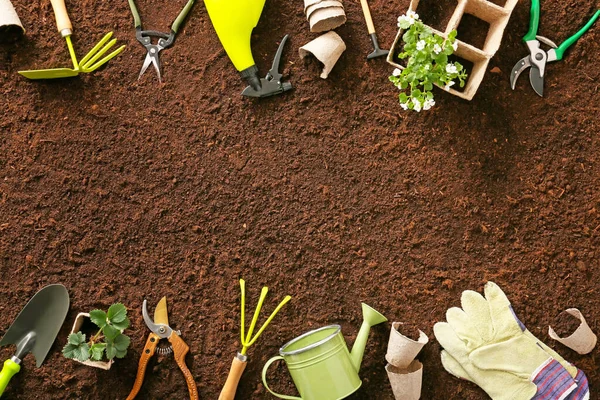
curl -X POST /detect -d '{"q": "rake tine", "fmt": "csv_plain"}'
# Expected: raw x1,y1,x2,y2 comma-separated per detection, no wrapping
244,287,268,345
79,32,114,67
240,279,246,346
84,45,126,73
245,295,291,348
81,39,117,70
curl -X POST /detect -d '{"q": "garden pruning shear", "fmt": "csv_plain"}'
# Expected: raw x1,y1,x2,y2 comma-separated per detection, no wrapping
127,0,195,82
126,297,199,400
510,0,600,96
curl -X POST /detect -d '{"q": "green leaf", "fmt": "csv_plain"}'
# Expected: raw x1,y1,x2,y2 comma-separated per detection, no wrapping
107,303,127,324
63,341,90,362
113,334,131,352
105,342,117,360
103,324,120,341
90,343,106,361
399,93,408,103
111,316,130,331
89,310,107,329
67,332,85,345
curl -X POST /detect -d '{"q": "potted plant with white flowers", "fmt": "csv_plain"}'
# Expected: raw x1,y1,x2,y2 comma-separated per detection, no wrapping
389,11,468,112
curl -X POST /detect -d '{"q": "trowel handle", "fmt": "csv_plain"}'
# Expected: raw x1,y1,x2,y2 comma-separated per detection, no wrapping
359,0,376,34
0,359,21,397
50,0,73,37
262,356,302,400
218,355,247,400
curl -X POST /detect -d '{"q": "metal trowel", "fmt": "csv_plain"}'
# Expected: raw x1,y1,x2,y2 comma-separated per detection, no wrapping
0,284,70,397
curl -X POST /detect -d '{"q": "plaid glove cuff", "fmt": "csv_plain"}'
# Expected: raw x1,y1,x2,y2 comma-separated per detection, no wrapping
531,359,577,400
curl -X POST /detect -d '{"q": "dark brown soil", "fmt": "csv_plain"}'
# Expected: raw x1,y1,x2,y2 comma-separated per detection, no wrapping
456,13,490,50
0,0,599,398
553,312,583,338
415,0,455,32
393,322,421,342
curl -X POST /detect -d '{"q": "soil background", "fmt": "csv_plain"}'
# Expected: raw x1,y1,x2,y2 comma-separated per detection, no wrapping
1,0,599,398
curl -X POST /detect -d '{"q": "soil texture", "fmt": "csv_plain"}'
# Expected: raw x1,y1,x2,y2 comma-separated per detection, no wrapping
0,0,599,398
553,312,584,338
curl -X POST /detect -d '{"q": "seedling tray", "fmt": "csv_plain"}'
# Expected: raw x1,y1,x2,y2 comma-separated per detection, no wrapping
387,0,517,100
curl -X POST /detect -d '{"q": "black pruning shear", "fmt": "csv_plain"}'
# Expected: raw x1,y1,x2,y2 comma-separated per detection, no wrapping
510,0,599,96
127,0,195,82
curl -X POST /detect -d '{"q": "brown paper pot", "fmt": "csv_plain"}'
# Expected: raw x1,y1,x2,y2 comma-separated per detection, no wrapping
299,31,346,79
309,7,346,32
0,0,24,36
386,322,429,369
70,313,113,370
303,0,322,14
548,308,597,355
306,1,344,20
386,361,423,400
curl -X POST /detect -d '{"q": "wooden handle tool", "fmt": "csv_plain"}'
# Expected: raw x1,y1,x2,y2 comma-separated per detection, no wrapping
49,0,72,36
218,354,248,400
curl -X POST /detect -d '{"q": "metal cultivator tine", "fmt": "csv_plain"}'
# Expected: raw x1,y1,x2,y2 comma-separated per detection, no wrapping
80,32,127,72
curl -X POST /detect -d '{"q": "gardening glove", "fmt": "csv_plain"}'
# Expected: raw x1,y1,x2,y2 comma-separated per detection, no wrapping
434,282,587,400
466,282,589,399
440,348,589,400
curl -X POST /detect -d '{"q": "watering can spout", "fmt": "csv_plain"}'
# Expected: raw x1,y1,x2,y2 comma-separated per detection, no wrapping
350,303,388,372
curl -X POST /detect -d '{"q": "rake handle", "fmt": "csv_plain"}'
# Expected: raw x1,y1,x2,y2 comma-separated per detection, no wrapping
359,0,376,34
50,0,73,36
218,356,247,400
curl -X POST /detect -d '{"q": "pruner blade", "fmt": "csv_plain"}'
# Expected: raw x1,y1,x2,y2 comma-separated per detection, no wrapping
510,55,531,90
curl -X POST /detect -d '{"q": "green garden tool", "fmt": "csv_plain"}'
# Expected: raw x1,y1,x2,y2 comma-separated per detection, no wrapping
18,0,125,79
0,284,70,396
219,279,291,400
510,0,600,96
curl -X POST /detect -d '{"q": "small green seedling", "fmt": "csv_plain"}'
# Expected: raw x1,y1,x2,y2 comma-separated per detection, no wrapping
63,303,131,362
389,11,468,111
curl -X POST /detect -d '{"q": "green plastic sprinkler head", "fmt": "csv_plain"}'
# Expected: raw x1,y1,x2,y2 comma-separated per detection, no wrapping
218,279,291,400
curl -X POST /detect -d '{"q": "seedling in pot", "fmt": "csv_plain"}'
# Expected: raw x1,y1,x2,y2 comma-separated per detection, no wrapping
63,304,131,365
389,12,468,111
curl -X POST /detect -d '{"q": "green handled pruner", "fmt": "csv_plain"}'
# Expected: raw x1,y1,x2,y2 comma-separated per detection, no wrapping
127,0,195,82
511,0,599,96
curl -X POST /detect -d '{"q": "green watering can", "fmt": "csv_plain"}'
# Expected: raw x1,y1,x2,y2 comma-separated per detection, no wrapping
262,303,387,400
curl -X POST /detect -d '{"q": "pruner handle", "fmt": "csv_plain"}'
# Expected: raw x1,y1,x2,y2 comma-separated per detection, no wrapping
169,333,199,400
554,10,600,60
126,333,159,400
50,0,73,36
523,0,540,42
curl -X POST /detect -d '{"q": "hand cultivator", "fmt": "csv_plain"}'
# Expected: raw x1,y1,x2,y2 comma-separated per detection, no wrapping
18,0,125,79
219,279,291,400
127,0,195,82
510,0,600,96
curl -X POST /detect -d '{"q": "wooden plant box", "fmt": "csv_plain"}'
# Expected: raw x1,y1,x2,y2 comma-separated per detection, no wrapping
387,0,517,100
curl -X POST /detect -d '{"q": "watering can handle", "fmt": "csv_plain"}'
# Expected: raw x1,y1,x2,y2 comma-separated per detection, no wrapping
262,356,302,400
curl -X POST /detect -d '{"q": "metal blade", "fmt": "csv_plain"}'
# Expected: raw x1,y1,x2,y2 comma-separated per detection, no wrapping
0,285,69,367
510,56,531,90
154,297,169,326
138,53,153,80
529,67,544,97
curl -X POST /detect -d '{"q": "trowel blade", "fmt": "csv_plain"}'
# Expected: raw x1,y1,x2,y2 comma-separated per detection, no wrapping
18,68,79,79
0,284,70,367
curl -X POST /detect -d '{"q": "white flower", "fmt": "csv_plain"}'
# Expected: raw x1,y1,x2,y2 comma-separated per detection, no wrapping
398,11,419,27
446,64,458,74
392,68,401,77
444,81,455,90
416,40,426,51
433,44,442,54
412,97,422,112
400,102,409,110
452,41,458,51
407,10,419,20
423,99,435,110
